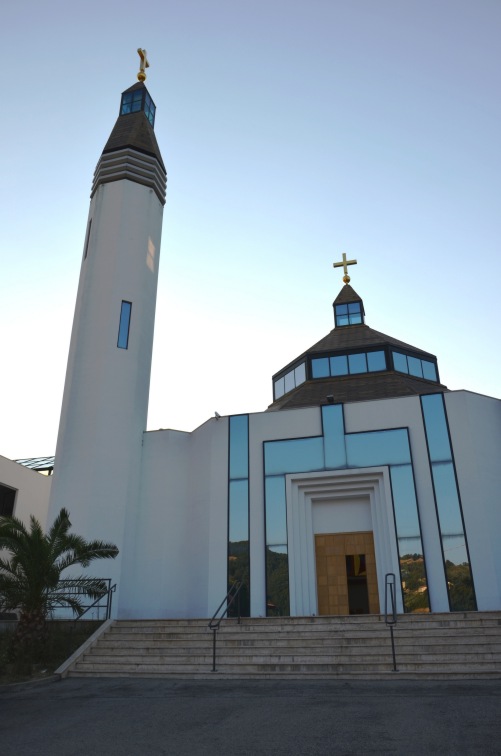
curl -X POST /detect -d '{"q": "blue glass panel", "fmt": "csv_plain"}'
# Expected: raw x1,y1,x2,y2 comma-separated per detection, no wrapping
330,355,348,376
229,415,249,479
422,360,437,381
398,547,429,611
408,356,423,378
348,353,367,374
335,305,350,326
367,350,386,372
441,534,469,566
268,544,287,554
284,370,295,393
421,394,451,462
349,312,363,324
131,101,141,112
264,437,324,475
266,545,289,616
274,377,285,400
348,302,361,314
265,476,287,545
346,429,411,467
229,480,249,542
398,537,425,556
312,358,330,378
390,465,422,538
121,103,131,115
392,352,408,373
322,404,347,468
431,462,464,536
294,363,306,386
117,301,132,349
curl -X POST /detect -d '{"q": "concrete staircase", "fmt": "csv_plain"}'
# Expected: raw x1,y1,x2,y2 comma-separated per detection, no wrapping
59,612,501,680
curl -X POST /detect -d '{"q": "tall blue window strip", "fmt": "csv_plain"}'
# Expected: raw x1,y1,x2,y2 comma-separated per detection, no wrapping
322,405,347,469
228,415,250,616
265,476,287,545
229,480,249,542
117,301,132,349
229,415,249,479
421,394,476,611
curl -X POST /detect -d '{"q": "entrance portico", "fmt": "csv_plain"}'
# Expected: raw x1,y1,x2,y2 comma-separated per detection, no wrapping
285,468,402,616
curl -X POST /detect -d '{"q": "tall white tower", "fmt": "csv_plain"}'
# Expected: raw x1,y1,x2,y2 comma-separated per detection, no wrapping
48,55,167,610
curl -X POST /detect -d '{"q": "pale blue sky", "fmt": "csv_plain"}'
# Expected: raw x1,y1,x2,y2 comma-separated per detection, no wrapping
1,0,500,459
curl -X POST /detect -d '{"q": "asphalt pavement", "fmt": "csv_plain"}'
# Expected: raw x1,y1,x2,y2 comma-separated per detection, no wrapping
1,677,500,755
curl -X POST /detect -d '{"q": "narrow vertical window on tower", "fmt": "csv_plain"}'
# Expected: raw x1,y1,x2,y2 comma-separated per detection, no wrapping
83,219,92,259
117,301,132,349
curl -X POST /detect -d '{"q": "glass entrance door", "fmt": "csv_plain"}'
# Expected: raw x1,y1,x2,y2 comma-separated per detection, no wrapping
315,532,379,615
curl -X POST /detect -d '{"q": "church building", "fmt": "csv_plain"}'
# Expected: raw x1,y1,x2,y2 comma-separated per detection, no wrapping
2,58,500,621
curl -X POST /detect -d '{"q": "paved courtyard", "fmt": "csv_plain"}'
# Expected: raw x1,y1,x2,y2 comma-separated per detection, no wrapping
1,677,500,755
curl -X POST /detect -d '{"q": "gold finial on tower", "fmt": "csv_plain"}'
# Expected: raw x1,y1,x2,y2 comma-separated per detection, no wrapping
137,48,149,82
333,252,357,284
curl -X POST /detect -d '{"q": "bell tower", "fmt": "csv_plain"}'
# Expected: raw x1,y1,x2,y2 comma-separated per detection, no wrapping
48,52,167,606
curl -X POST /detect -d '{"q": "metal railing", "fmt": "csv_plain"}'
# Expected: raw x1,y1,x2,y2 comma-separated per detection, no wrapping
208,581,243,672
384,572,398,672
49,579,116,624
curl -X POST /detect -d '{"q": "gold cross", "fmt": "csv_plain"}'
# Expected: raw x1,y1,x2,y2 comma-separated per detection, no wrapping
137,49,150,82
333,253,357,284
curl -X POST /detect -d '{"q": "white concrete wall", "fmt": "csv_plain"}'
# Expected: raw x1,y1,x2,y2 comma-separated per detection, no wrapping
0,456,51,528
118,428,191,618
117,417,229,619
445,391,501,610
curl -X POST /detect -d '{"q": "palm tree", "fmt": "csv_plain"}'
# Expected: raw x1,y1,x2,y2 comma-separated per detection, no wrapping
0,508,118,650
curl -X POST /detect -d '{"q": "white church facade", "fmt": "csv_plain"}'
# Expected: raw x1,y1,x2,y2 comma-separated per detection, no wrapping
1,65,501,621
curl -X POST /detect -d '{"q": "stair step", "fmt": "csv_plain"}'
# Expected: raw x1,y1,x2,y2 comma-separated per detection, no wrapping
60,612,501,681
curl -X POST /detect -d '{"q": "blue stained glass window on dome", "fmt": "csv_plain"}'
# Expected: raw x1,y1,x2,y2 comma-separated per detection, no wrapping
330,355,348,376
408,356,423,377
274,377,285,400
294,363,306,385
422,361,437,381
392,352,408,373
312,358,330,378
367,350,386,372
348,353,367,374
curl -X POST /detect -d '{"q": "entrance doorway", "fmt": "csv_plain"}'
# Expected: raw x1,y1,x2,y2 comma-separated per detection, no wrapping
315,532,380,615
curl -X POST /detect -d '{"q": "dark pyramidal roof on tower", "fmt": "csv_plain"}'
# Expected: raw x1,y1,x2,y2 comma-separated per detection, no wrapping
91,81,167,204
102,83,165,171
268,282,447,411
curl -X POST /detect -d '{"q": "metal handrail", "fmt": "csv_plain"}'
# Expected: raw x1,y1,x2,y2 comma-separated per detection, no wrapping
73,582,117,624
384,573,398,671
208,581,243,672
